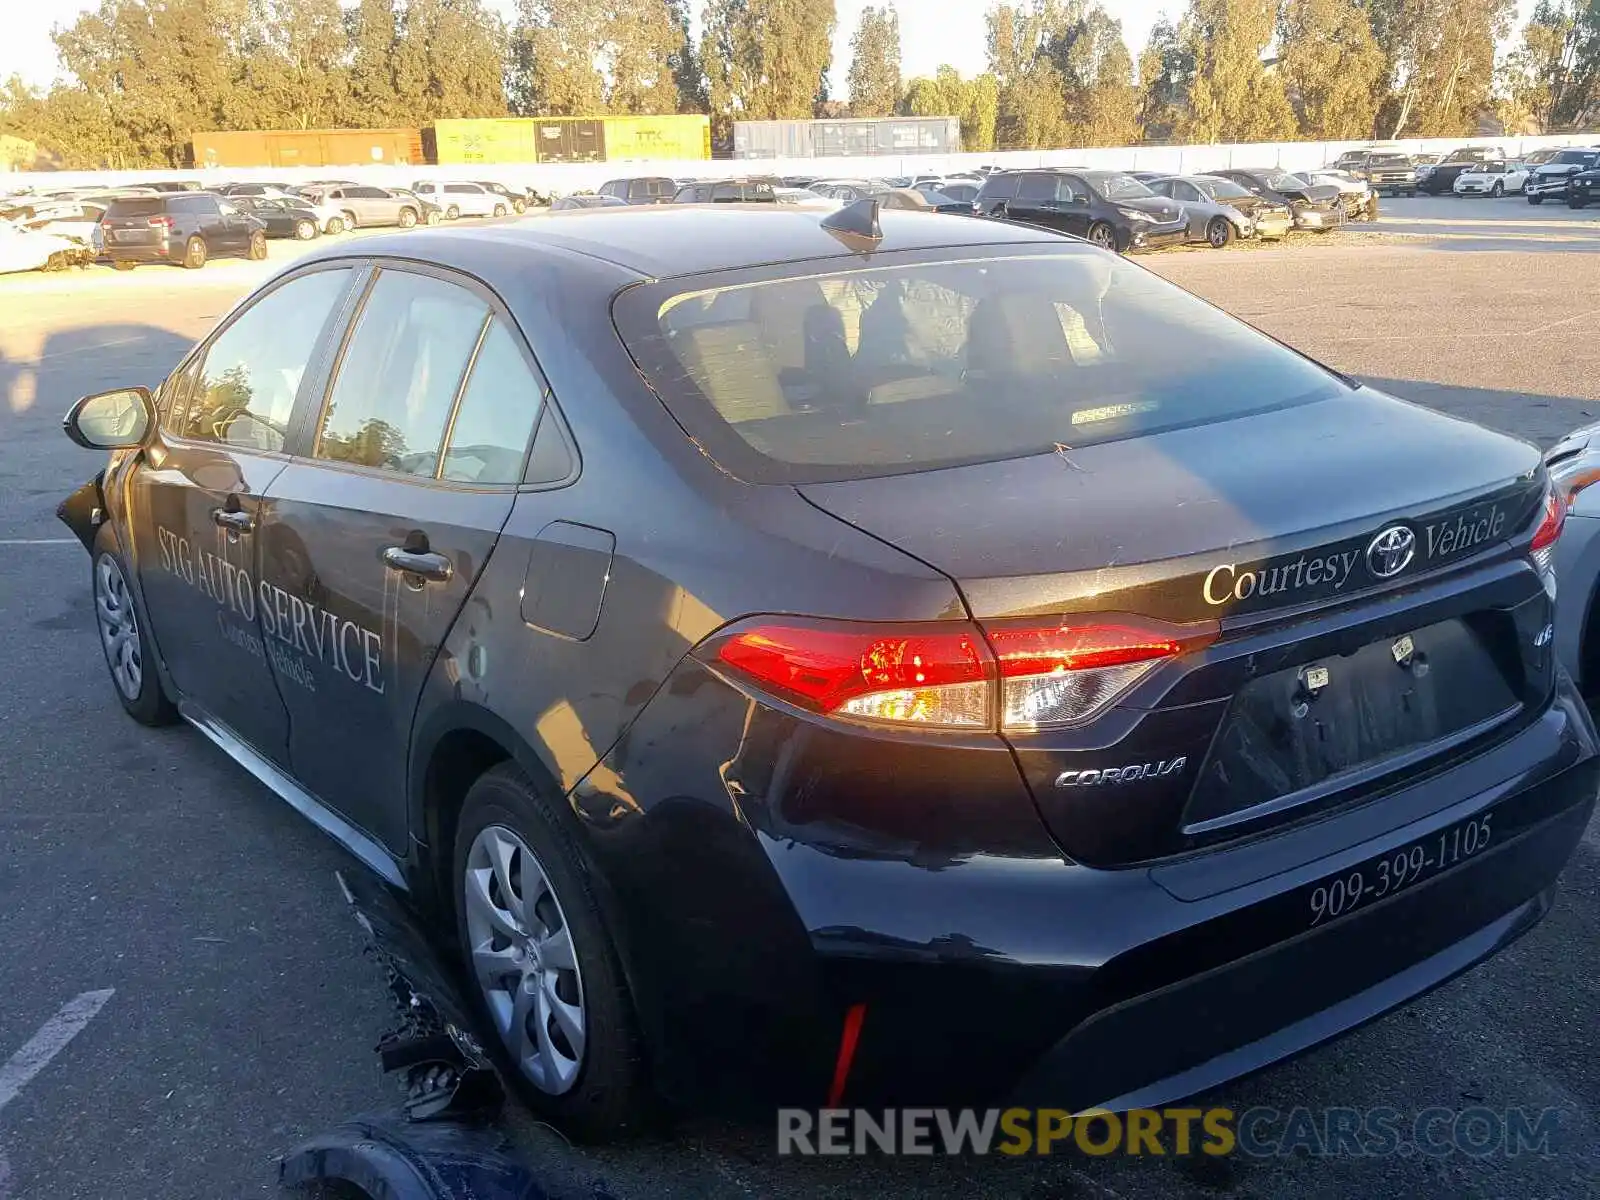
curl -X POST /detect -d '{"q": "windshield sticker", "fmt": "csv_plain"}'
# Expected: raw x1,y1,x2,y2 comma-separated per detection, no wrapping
156,524,384,695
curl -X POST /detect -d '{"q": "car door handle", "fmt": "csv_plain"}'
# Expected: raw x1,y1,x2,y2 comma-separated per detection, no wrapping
382,547,453,582
212,507,254,533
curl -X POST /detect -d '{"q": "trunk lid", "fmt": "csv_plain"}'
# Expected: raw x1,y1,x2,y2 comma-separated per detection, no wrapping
799,387,1553,863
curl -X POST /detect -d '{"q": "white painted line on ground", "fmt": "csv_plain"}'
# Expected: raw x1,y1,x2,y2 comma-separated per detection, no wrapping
0,540,77,547
0,989,115,1114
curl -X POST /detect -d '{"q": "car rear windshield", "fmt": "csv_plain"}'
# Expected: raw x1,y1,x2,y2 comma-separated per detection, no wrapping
613,246,1346,483
105,198,167,218
1552,150,1598,164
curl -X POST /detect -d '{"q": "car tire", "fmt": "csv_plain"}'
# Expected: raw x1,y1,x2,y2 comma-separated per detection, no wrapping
427,211,442,226
1087,221,1118,252
452,762,646,1140
247,230,268,260
111,260,136,271
182,236,207,269
295,219,317,240
446,204,461,220
513,200,526,214
398,207,418,228
1205,217,1233,248
1528,195,1543,205
1569,197,1587,209
92,533,177,727
493,204,508,217
1491,181,1504,197
326,216,345,235
342,209,359,229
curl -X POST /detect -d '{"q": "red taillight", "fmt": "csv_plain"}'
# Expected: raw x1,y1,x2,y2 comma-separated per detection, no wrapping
714,621,993,727
985,617,1216,729
708,614,1213,730
1529,487,1565,553
147,215,174,230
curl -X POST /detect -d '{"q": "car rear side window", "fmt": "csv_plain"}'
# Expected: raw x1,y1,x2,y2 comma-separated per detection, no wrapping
176,268,353,452
979,174,1020,201
615,247,1346,483
1016,174,1056,201
315,270,489,479
440,320,544,484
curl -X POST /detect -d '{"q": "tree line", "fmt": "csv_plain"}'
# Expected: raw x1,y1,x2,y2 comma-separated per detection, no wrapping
2,0,1598,169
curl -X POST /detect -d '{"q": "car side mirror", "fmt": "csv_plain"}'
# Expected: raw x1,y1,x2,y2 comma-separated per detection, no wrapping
63,387,153,450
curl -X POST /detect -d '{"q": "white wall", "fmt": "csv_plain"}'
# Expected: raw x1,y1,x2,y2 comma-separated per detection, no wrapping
6,132,1596,195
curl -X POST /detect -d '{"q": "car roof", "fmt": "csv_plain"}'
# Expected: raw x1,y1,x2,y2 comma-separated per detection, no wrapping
320,204,1071,279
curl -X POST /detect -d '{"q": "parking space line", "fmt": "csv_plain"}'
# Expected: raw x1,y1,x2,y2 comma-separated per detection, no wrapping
0,540,77,547
0,989,115,1114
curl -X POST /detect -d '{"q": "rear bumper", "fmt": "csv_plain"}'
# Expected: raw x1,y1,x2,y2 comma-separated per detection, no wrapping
104,242,174,262
798,679,1597,1108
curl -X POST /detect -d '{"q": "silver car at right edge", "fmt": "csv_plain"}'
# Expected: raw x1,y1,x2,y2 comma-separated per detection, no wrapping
1548,424,1600,690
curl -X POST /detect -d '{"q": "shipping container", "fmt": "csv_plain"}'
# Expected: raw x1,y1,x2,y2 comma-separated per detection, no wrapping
191,128,423,168
732,117,960,159
527,119,607,164
426,118,540,165
591,115,711,161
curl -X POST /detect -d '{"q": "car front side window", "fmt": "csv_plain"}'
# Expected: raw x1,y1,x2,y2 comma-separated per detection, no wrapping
314,270,490,479
177,268,354,452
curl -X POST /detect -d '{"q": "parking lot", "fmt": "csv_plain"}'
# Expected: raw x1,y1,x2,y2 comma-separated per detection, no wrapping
0,199,1596,1199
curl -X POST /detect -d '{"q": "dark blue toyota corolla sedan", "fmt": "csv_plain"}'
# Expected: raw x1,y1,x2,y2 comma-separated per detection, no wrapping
58,203,1595,1137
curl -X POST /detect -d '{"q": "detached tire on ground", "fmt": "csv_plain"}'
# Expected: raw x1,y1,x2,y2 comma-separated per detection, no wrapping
92,530,177,727
452,762,645,1140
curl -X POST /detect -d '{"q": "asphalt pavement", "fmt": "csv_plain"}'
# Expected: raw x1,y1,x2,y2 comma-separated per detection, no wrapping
0,205,1596,1199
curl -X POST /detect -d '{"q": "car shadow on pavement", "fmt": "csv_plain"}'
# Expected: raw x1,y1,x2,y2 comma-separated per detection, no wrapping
0,323,195,426
1358,377,1600,448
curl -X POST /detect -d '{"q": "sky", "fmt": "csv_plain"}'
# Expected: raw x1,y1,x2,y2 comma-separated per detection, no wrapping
1,1,1172,96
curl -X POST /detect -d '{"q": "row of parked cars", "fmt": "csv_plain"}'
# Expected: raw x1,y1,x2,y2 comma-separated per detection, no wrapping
569,164,1375,253
0,177,548,273
1328,144,1600,204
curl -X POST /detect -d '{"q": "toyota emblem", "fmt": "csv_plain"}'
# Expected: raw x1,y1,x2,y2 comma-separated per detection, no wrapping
1366,525,1416,578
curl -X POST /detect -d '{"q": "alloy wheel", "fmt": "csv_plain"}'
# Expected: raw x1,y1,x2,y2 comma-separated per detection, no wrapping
95,556,142,700
463,825,587,1095
1089,223,1116,250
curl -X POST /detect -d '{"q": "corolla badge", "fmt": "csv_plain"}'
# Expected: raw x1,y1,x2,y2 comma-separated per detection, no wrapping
1366,525,1416,579
1055,757,1186,788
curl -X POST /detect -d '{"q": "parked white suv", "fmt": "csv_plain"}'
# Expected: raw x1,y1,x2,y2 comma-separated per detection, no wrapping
410,181,506,220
